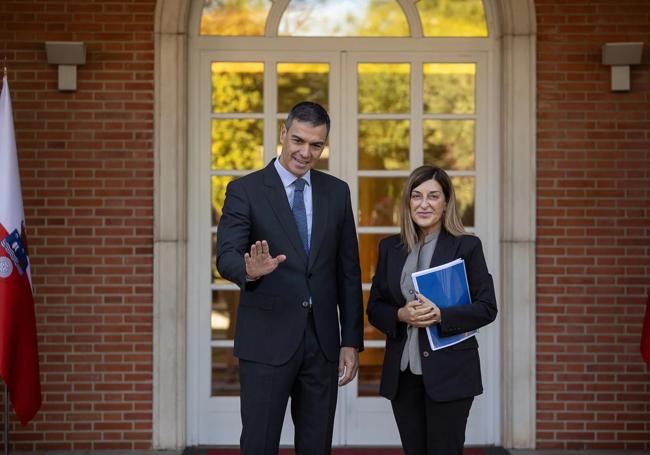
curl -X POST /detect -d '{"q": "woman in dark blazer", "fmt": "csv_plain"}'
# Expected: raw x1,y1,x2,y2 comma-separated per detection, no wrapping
367,165,497,455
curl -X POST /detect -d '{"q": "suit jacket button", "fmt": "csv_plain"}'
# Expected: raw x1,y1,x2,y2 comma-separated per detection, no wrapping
301,301,310,308
422,351,430,358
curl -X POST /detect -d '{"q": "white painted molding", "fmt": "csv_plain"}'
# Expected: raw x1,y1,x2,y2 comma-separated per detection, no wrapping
152,0,537,449
264,0,288,37
494,0,537,449
153,0,191,449
399,0,424,38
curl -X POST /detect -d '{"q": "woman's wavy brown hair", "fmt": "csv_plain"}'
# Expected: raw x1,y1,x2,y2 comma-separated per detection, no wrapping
400,165,466,252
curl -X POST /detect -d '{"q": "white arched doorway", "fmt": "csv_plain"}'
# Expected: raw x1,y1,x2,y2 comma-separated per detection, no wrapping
153,0,536,449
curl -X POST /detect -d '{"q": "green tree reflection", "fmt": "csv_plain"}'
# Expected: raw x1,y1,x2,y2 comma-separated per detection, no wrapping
200,0,271,36
417,0,488,37
277,63,329,112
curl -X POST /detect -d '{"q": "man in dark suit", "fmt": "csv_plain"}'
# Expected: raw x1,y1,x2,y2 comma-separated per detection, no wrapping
216,102,364,455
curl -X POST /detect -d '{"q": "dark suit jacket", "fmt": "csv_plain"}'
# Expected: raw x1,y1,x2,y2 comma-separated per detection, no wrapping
367,230,497,402
216,160,364,365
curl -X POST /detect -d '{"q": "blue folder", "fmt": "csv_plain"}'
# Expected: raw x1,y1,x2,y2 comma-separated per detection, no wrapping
412,258,477,351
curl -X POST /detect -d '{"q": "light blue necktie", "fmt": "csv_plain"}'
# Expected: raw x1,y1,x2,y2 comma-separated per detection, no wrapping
292,178,309,254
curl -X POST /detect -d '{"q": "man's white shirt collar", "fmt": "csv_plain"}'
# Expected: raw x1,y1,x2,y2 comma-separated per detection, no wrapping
274,158,311,188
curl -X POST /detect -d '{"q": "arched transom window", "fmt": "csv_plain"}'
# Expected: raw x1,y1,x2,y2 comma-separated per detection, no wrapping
200,0,488,37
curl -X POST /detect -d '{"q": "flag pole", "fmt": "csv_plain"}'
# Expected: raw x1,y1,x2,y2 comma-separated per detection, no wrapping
3,381,8,455
2,60,10,455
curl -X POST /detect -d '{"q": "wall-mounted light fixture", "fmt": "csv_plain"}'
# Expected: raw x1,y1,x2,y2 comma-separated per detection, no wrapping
601,42,643,92
45,41,86,91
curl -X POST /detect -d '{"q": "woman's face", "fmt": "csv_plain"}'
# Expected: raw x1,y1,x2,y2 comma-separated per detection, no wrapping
409,178,447,236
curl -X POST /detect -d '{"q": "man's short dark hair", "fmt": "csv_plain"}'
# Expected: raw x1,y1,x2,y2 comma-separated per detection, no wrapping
285,102,330,137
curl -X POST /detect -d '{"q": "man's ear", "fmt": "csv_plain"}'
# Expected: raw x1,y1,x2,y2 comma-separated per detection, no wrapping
280,124,287,143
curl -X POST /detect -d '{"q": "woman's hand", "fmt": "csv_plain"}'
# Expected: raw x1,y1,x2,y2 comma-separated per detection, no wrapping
397,293,442,327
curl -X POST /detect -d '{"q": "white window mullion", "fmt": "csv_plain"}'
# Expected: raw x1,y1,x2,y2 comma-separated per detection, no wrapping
344,51,359,223
411,57,424,169
210,340,234,348
357,170,410,178
357,113,411,120
421,113,477,120
265,58,278,163
209,169,255,177
357,226,400,234
210,113,265,120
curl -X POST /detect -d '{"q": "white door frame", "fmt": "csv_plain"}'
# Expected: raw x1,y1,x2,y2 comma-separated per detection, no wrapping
152,0,537,449
188,49,343,446
188,46,499,447
340,49,499,446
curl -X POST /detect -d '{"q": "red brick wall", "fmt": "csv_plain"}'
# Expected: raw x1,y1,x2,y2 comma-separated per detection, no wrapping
536,0,650,450
2,0,649,451
0,0,155,451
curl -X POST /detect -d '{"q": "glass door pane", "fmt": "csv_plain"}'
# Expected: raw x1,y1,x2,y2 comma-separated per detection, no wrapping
423,62,477,229
358,120,410,170
278,0,409,37
423,63,476,114
277,63,329,112
355,62,411,399
197,52,339,446
276,63,331,170
344,52,486,446
211,62,264,112
209,61,266,402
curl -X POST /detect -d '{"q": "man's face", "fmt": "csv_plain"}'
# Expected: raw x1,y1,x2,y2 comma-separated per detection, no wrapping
278,120,328,177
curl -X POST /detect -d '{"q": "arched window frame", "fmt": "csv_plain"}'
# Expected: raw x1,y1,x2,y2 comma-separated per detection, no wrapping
152,0,537,450
199,0,494,39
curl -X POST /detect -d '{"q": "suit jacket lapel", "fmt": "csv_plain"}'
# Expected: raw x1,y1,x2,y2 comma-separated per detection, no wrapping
385,230,458,306
429,229,459,268
388,240,408,306
308,171,328,270
262,161,308,264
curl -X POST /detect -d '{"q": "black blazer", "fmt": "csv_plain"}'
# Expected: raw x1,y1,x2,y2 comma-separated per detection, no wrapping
216,160,364,365
367,230,497,402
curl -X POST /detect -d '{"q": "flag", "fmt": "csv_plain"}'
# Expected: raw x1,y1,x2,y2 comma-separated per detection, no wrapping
642,291,650,368
0,75,41,425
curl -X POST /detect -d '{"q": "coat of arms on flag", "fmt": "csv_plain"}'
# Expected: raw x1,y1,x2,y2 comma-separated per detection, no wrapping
1,224,29,276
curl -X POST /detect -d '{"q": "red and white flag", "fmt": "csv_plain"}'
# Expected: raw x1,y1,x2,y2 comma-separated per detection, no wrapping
0,75,41,425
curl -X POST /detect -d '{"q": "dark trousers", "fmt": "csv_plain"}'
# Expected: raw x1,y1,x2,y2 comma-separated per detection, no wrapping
391,369,474,455
239,314,339,455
